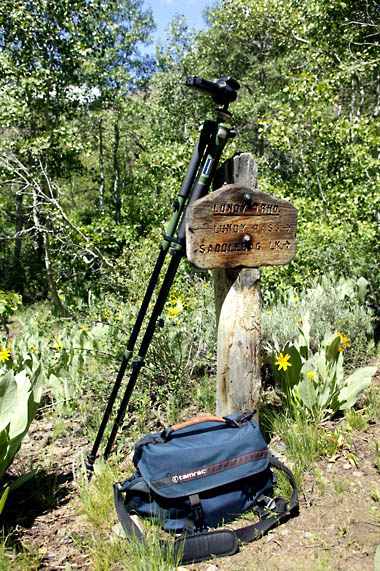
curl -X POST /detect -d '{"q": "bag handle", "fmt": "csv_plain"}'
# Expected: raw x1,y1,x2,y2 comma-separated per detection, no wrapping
160,415,225,442
162,411,254,441
172,415,225,431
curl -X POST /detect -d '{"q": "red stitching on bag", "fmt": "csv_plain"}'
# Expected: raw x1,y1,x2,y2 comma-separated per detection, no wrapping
176,450,269,481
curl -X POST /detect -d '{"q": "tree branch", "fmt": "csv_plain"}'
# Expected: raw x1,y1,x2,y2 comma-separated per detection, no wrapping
0,153,114,269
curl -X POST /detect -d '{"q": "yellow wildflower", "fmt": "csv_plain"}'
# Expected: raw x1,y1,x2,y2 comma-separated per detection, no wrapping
306,371,315,379
337,331,350,348
168,297,187,319
168,306,180,319
0,343,11,363
104,309,109,320
81,326,88,331
267,310,272,315
171,297,187,308
275,353,292,372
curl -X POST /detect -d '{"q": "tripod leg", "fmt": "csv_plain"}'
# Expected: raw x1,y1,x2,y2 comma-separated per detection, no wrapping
103,248,183,460
86,130,212,469
101,120,231,459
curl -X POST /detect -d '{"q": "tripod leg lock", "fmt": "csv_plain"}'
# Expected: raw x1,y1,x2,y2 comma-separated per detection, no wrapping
132,356,144,370
163,233,184,247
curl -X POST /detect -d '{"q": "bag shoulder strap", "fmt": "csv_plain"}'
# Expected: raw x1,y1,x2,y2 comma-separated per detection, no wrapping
269,455,299,512
113,484,146,544
176,456,299,564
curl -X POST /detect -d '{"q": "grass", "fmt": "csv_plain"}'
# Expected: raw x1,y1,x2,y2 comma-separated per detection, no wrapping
270,411,324,475
76,457,182,569
343,408,368,431
263,386,378,495
1,274,377,569
261,274,374,370
193,373,216,412
333,478,346,497
0,537,41,571
28,476,59,511
367,384,380,420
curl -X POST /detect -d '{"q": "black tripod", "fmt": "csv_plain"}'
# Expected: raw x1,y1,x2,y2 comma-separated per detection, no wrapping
87,75,240,469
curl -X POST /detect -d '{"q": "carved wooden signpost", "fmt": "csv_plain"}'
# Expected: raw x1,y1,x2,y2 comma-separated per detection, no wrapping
186,184,297,270
186,153,297,418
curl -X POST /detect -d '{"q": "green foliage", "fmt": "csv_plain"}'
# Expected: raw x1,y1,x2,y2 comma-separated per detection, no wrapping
0,291,22,331
262,273,374,369
0,0,379,314
271,410,324,476
0,0,155,303
189,0,380,308
45,322,109,414
0,536,41,570
77,458,183,569
4,313,110,414
0,366,43,512
266,313,376,422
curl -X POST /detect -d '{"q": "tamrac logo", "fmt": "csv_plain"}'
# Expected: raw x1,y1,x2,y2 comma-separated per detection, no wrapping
171,469,207,484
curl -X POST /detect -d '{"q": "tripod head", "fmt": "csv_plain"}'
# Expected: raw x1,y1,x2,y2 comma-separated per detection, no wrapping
186,75,240,109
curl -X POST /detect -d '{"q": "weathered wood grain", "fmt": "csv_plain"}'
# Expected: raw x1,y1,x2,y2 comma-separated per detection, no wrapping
186,184,297,270
216,269,261,417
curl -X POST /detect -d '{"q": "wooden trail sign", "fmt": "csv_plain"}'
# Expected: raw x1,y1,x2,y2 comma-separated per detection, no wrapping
186,185,297,270
186,152,297,419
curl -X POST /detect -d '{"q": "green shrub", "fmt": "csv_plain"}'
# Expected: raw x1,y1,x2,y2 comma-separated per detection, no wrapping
0,290,22,334
265,314,377,423
262,274,374,369
0,366,43,513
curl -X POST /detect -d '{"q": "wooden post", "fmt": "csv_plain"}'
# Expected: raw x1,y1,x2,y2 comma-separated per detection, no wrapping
215,268,261,417
212,154,261,417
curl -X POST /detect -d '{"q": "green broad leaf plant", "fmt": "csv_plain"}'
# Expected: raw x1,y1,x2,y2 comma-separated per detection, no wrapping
267,313,376,423
0,290,22,335
0,365,43,514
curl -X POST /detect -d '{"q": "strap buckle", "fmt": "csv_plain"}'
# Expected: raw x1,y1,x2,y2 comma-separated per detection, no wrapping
254,494,276,519
189,494,206,531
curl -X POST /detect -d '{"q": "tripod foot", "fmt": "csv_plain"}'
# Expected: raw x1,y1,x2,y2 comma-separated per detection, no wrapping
86,453,96,472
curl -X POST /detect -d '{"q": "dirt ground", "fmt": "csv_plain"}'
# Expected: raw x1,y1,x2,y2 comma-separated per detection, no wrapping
3,374,380,571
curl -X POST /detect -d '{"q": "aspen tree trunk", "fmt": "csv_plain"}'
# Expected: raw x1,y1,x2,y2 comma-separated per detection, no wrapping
112,116,121,225
13,186,24,290
98,120,106,213
42,230,67,316
32,187,67,316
